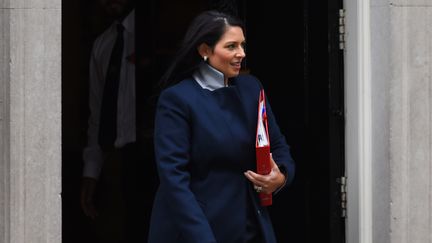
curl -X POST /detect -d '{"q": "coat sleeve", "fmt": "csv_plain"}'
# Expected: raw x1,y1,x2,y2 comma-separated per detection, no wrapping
82,42,104,179
265,93,296,187
154,88,217,243
249,75,295,187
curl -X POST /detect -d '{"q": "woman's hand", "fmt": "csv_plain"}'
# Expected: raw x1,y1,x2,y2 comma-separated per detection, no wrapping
244,153,286,194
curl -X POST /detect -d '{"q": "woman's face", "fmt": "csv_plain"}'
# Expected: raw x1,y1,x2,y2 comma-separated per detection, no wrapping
208,26,246,80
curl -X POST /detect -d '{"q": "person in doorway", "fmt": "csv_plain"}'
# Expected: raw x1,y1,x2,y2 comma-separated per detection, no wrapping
148,10,295,243
80,0,152,241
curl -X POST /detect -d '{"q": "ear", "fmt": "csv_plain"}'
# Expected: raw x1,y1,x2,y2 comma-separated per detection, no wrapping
197,43,211,58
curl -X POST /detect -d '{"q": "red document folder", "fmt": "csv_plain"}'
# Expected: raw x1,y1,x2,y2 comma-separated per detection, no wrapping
256,89,272,206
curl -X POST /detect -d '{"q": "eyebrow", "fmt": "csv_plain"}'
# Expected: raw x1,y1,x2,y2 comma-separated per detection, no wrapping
224,40,246,45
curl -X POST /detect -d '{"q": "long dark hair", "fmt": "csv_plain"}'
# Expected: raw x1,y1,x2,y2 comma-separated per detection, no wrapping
159,10,244,88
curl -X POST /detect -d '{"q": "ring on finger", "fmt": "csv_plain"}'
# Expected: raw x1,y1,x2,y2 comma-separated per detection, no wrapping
254,185,263,193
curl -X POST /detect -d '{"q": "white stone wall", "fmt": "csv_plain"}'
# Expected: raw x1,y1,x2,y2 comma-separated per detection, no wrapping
1,3,11,243
347,0,432,242
371,1,391,243
0,0,61,242
370,1,432,242
388,1,432,243
2,0,432,243
369,0,432,242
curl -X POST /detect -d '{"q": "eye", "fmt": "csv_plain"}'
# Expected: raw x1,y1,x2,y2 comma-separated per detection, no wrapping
226,44,236,50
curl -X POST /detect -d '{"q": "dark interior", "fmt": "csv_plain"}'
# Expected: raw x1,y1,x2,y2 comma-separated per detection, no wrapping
62,0,344,242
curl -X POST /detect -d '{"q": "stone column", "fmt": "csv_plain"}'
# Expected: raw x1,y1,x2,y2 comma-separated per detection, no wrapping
0,0,62,242
388,1,432,243
1,2,12,242
371,1,391,242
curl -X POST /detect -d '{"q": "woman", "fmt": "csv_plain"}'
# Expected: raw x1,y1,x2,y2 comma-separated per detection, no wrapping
148,10,295,243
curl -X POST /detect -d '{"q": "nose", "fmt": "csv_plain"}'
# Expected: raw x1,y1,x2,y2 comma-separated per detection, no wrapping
236,46,246,58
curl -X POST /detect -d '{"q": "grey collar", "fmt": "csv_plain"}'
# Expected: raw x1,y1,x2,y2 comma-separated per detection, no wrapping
122,9,135,34
193,63,226,91
112,9,134,35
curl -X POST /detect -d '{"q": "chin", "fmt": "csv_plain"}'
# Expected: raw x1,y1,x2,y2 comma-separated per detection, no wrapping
232,72,240,77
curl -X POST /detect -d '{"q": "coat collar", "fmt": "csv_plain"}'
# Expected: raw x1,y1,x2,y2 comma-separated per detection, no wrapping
192,63,226,91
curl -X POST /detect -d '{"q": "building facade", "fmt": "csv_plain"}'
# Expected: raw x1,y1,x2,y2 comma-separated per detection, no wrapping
1,0,431,242
0,0,62,242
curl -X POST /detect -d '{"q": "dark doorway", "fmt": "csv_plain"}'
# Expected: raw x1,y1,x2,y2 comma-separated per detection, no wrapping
243,1,345,242
62,0,345,242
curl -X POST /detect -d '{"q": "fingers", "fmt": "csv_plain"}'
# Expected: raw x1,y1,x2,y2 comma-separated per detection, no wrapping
244,170,272,194
244,153,284,194
270,153,280,173
270,153,277,168
244,170,266,182
269,154,286,187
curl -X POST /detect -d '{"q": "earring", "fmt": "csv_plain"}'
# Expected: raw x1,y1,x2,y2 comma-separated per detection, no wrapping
203,56,208,62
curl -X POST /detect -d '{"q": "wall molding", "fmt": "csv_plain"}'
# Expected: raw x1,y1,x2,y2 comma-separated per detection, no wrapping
345,0,373,242
0,7,11,243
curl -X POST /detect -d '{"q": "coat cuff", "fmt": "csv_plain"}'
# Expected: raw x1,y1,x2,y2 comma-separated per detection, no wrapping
273,165,288,195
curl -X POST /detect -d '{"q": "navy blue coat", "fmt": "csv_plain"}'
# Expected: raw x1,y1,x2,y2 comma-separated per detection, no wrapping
148,74,295,243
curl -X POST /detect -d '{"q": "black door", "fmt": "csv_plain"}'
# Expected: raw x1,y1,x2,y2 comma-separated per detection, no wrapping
239,1,346,242
62,0,345,242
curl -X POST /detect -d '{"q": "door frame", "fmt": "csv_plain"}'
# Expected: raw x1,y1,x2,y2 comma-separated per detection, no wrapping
344,0,373,242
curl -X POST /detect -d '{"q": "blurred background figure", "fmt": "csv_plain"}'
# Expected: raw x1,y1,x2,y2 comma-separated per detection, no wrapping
78,0,149,242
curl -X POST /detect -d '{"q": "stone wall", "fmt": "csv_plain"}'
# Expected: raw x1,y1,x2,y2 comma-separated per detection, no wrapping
388,1,432,243
371,1,391,242
0,0,61,242
1,2,12,242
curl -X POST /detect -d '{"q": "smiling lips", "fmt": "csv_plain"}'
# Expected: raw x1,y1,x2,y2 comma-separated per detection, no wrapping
231,61,242,69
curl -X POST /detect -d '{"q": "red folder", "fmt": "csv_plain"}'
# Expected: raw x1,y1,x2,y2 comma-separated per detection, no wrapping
256,89,272,206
